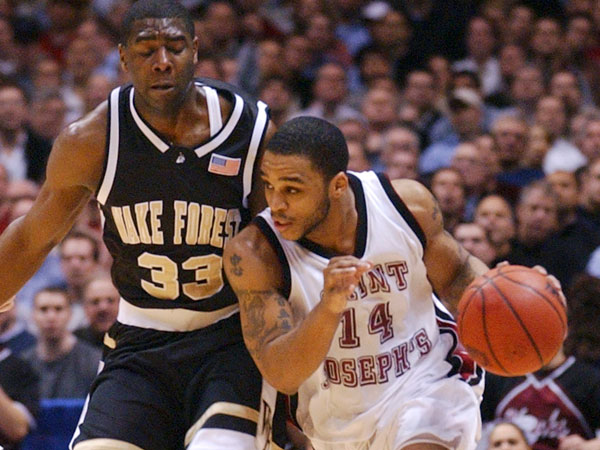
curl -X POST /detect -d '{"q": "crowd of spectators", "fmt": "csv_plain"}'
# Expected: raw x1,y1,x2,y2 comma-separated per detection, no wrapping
0,0,600,448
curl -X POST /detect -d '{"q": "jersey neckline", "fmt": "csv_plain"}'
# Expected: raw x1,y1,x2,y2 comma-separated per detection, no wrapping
128,82,244,157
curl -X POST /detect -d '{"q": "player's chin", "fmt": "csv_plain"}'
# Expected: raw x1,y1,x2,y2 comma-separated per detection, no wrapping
279,225,304,241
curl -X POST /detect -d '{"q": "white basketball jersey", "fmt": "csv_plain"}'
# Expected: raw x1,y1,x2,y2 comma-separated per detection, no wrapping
256,171,482,444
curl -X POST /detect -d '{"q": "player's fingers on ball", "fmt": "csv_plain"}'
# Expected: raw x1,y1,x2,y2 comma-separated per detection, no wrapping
546,274,566,306
532,264,548,275
495,260,509,268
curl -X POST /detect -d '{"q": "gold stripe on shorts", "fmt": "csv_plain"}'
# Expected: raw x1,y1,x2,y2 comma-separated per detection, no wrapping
184,402,259,446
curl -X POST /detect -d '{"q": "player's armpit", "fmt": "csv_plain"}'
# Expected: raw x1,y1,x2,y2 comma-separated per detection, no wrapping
390,179,488,313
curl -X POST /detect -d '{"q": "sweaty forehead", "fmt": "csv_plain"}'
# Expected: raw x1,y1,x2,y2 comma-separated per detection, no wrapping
128,18,190,43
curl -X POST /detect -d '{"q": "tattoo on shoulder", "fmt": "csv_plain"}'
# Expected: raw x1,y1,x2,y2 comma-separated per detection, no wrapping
229,253,243,277
446,240,477,306
431,193,442,223
237,289,292,357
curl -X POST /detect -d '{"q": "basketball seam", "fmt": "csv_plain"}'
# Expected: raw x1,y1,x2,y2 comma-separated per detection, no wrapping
458,286,480,338
480,283,510,375
488,280,545,369
495,272,567,336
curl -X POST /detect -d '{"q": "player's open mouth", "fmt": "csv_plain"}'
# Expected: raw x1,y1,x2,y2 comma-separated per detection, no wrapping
273,220,291,231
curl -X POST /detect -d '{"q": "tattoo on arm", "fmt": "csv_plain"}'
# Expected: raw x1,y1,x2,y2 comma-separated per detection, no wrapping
238,289,293,359
229,253,243,277
430,192,442,225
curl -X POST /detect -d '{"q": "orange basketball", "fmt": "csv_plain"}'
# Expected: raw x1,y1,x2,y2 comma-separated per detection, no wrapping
457,265,567,376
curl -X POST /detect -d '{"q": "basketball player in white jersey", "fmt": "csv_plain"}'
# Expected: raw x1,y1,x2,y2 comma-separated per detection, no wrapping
223,116,491,450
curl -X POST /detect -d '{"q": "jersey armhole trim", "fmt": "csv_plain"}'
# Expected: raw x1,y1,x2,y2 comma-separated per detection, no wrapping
243,101,269,208
96,87,121,204
376,173,427,249
253,216,291,300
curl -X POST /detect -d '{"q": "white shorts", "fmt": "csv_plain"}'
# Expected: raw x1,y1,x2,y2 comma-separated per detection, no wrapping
310,376,483,450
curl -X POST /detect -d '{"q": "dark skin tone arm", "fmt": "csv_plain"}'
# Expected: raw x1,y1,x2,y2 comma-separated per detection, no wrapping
0,105,107,307
224,224,371,395
392,178,489,313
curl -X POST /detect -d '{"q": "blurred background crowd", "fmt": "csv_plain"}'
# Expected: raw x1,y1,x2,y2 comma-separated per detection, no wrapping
0,0,600,449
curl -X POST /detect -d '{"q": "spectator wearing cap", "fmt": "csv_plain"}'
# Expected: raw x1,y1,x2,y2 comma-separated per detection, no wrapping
419,87,485,175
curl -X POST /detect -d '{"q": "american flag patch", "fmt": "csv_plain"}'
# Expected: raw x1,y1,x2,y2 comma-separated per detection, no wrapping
208,154,241,176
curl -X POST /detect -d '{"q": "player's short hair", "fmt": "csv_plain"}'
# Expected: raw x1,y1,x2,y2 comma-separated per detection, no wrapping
121,0,195,44
266,116,349,180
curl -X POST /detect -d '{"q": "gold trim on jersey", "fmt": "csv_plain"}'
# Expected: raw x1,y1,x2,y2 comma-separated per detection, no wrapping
103,333,116,349
117,298,239,331
184,402,259,446
73,438,145,450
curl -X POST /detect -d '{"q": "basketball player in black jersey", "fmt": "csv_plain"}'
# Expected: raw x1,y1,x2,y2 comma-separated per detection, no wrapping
0,1,282,449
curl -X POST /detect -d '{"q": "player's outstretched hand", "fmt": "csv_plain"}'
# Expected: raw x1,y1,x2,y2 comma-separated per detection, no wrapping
495,261,566,307
322,256,372,315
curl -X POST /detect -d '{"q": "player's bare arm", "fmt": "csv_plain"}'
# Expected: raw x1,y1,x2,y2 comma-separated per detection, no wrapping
392,179,489,313
0,104,107,307
224,225,370,394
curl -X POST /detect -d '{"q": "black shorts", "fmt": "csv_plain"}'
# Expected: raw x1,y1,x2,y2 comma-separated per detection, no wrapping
72,314,270,450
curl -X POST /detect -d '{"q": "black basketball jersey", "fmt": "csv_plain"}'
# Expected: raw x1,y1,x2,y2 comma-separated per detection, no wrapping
95,78,270,314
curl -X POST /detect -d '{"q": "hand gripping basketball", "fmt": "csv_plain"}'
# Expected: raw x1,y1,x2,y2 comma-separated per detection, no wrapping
457,264,567,376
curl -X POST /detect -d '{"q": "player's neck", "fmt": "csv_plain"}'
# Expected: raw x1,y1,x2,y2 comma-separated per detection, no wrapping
305,189,357,255
133,82,205,145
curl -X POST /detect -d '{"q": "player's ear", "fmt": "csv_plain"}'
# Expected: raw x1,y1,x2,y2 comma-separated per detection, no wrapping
330,172,348,199
193,37,199,65
118,44,128,72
